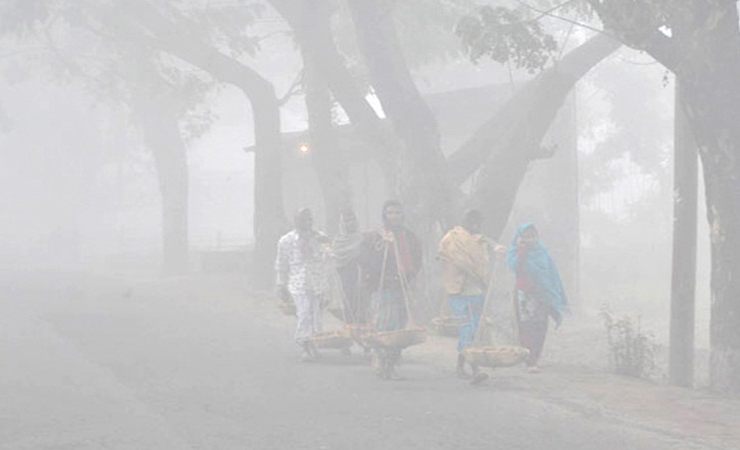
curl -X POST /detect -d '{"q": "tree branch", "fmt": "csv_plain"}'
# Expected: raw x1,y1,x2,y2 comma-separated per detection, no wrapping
447,32,620,186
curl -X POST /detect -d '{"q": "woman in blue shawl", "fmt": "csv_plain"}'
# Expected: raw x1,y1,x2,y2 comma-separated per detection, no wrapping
508,223,568,372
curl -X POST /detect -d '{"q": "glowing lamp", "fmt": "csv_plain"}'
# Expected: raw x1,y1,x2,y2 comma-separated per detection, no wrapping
299,143,311,155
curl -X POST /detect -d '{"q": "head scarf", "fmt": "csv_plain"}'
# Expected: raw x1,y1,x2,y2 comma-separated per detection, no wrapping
508,223,568,314
332,213,363,268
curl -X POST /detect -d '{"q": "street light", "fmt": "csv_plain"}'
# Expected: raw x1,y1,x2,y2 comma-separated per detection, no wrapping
298,142,310,156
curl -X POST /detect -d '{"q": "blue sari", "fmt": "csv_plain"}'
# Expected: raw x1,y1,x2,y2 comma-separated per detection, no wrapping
507,223,568,319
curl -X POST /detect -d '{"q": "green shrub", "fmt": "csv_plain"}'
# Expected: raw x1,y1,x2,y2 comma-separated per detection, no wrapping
600,307,658,379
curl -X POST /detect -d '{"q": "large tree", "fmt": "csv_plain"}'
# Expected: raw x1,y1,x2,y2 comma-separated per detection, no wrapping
113,0,288,286
0,0,212,274
584,0,740,396
262,0,618,322
483,0,740,394
268,0,618,241
0,0,289,283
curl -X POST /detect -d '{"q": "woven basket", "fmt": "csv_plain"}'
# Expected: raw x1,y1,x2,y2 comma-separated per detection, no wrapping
343,324,375,349
430,316,494,337
279,301,296,317
364,328,427,349
308,330,354,349
463,345,530,368
345,324,375,338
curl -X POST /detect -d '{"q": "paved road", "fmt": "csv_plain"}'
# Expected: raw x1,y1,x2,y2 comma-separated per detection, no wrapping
0,272,717,449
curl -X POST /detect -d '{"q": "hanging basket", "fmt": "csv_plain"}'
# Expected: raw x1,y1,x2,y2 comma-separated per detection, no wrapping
363,328,427,350
279,301,296,317
463,345,530,368
430,316,494,337
308,330,354,349
345,323,375,338
343,324,375,349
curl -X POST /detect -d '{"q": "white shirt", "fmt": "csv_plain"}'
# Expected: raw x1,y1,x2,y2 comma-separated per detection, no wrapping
275,230,331,297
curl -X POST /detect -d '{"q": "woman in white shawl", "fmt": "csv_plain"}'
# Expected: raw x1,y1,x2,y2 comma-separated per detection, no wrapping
332,210,368,324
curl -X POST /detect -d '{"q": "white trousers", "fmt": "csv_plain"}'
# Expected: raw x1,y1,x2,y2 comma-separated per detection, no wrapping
293,292,322,344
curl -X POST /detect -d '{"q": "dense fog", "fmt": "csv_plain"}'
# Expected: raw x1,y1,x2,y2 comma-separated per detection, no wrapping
1,1,737,449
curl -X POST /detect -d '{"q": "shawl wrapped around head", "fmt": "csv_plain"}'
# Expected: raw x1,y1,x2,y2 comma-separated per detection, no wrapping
332,230,364,268
507,223,568,315
438,226,489,294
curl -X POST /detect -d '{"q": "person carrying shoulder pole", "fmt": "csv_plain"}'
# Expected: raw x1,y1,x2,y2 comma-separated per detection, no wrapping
438,209,505,383
361,200,423,380
275,207,331,362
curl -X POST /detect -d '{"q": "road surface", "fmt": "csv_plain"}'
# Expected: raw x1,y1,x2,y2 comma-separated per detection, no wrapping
0,272,721,449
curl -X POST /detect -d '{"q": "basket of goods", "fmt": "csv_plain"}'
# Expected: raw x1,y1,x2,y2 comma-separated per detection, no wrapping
430,315,495,337
460,260,530,369
463,345,530,368
308,329,354,349
364,327,427,350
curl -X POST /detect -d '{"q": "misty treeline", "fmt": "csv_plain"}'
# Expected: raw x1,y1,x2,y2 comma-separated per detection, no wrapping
0,0,738,395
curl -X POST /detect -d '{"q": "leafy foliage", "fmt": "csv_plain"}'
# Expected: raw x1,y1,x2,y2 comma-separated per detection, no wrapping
456,5,558,72
600,307,658,379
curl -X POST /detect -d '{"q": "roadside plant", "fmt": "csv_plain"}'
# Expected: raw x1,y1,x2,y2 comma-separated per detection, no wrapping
600,307,658,379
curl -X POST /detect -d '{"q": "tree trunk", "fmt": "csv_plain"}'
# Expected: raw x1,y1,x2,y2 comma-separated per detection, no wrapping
274,0,354,233
448,34,620,188
468,34,620,238
268,0,399,194
675,4,740,394
669,79,698,387
250,86,287,287
346,0,455,232
116,0,287,286
303,43,352,234
133,93,189,275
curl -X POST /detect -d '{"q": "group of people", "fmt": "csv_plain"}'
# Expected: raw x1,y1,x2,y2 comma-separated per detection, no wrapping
275,200,568,381
275,201,421,379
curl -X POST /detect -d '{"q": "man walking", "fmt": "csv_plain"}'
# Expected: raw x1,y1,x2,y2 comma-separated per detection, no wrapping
438,209,501,383
276,208,330,361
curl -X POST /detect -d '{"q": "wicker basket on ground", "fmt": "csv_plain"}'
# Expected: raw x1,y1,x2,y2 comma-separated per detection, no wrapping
462,345,530,368
308,330,354,349
363,328,427,350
